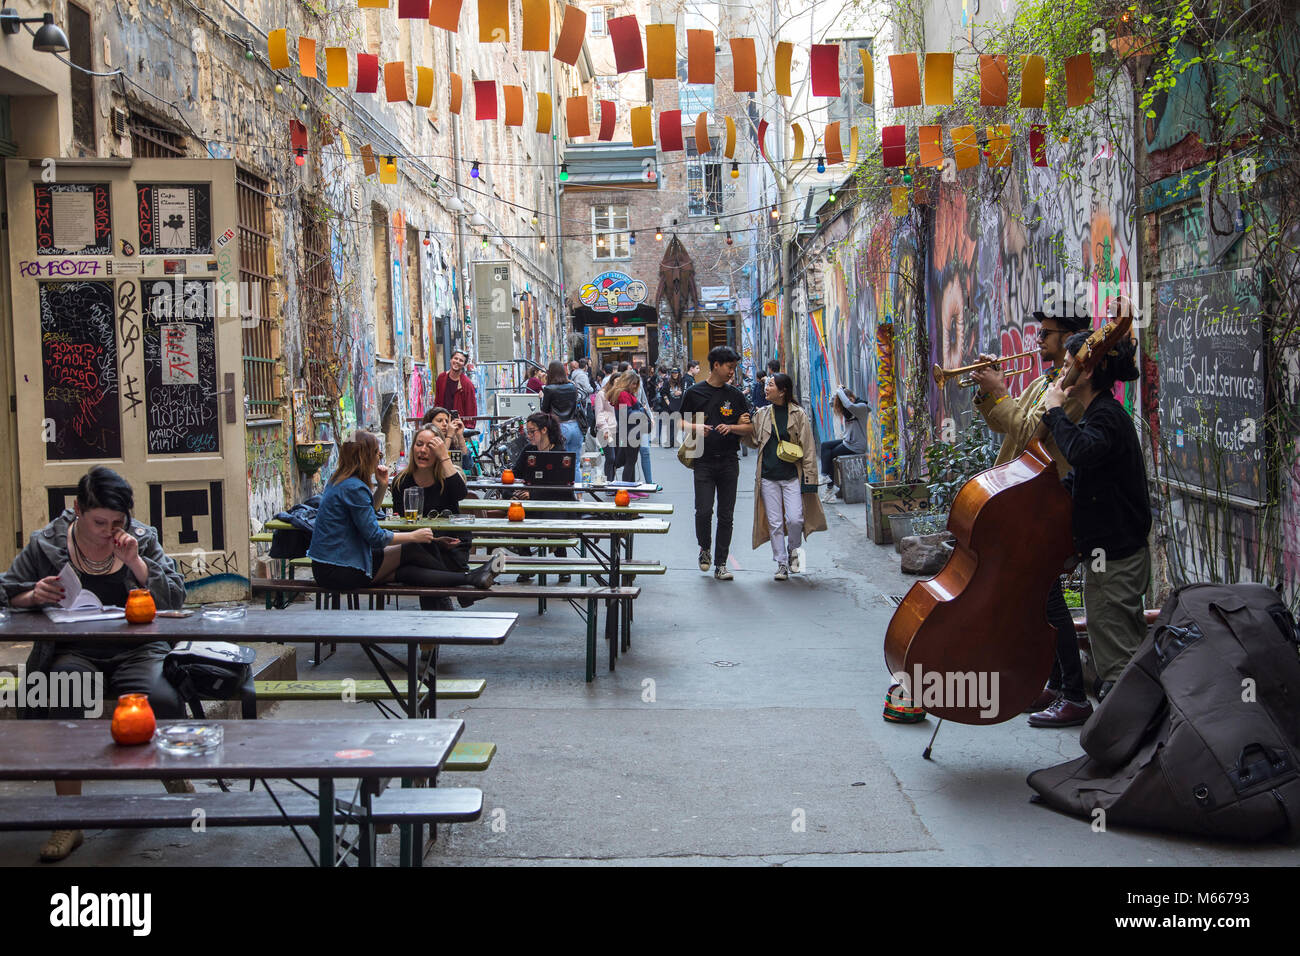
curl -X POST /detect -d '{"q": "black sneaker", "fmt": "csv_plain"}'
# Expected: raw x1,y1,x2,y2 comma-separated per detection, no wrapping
714,566,734,581
698,548,711,572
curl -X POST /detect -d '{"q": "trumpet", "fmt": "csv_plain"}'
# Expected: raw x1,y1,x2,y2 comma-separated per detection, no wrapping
931,348,1039,388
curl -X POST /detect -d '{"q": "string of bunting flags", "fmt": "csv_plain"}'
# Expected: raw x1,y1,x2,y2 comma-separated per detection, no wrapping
267,2,1096,189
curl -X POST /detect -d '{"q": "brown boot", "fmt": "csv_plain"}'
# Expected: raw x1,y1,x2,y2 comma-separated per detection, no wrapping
40,829,84,862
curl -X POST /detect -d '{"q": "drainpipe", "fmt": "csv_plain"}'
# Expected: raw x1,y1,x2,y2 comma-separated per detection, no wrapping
447,30,469,365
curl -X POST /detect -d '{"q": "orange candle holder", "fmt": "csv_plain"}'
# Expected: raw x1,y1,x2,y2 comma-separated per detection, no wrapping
507,501,525,522
125,588,156,625
501,469,515,484
614,489,631,507
110,693,156,745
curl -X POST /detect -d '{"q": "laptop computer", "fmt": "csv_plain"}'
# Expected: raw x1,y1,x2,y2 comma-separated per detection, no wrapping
517,449,576,486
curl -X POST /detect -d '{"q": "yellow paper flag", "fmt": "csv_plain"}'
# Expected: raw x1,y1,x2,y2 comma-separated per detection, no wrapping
521,0,549,51
630,105,654,147
379,156,398,184
536,92,552,133
860,48,873,105
986,124,1011,167
849,125,859,164
416,66,434,107
1020,55,1045,108
479,0,509,42
792,122,804,162
724,116,736,158
951,125,979,170
891,186,908,217
299,37,317,78
359,0,389,7
340,131,353,161
924,52,953,106
325,47,348,87
775,42,793,97
268,29,290,70
646,24,676,80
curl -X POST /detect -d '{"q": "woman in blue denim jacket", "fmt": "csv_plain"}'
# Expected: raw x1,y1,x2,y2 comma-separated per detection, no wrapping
308,431,503,593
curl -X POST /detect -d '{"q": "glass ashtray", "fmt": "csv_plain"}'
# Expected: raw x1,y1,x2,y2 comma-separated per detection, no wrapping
202,602,247,621
447,514,474,525
155,722,224,756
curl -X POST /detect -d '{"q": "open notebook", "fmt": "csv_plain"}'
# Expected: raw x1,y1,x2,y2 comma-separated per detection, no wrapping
42,563,125,623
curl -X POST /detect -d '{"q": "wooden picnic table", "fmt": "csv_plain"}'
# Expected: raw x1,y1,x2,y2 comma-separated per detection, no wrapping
465,480,660,500
457,499,673,518
0,717,463,866
0,608,516,719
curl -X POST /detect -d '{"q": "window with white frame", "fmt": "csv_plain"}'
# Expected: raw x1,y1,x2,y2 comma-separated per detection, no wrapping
686,144,722,217
589,5,611,36
592,204,630,259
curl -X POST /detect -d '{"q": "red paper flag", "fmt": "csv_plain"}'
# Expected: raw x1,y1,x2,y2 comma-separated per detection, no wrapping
757,118,769,159
398,0,429,17
474,80,497,120
810,44,840,97
881,125,906,167
608,15,644,74
658,108,684,152
598,100,616,140
1030,124,1047,167
356,53,379,93
290,119,308,151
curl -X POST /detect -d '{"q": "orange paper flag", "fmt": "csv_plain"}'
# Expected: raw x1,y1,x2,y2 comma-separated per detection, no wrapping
449,72,463,113
775,41,793,96
566,95,590,138
299,37,317,78
889,53,921,107
731,38,757,92
521,0,549,51
428,0,462,30
380,156,398,184
724,116,736,158
361,144,377,175
415,66,434,107
479,0,509,41
553,5,585,65
951,125,979,169
535,92,552,133
694,112,711,154
980,55,1008,106
268,29,290,70
687,29,714,85
324,47,348,87
923,52,953,105
1065,54,1094,106
825,122,843,165
645,24,676,80
1019,55,1045,108
630,105,654,147
860,48,873,104
986,124,1011,167
503,85,524,126
919,124,943,167
891,186,908,217
385,62,408,102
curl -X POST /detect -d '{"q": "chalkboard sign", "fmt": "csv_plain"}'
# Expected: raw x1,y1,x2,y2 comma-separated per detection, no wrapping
142,279,220,454
39,281,122,459
136,183,212,256
1156,267,1265,503
34,183,112,256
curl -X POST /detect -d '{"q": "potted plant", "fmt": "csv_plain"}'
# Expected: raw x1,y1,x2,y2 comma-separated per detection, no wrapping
921,421,1000,526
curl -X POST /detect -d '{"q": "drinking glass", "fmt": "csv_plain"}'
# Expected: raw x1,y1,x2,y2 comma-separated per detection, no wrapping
404,487,423,522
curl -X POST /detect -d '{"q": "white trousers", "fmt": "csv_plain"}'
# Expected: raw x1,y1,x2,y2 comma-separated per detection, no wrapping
760,477,804,564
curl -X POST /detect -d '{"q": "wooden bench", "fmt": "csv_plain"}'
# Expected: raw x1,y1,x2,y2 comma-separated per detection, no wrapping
251,578,639,681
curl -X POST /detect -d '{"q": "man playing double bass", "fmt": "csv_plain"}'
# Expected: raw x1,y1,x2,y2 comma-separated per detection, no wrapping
968,310,1092,728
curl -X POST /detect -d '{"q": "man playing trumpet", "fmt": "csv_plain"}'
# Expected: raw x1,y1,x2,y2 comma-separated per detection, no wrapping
967,310,1091,727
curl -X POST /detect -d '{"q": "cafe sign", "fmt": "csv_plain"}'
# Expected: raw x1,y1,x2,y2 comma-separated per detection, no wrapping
579,271,648,312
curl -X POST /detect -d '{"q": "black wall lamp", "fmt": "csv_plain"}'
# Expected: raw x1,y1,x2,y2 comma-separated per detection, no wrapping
0,9,69,53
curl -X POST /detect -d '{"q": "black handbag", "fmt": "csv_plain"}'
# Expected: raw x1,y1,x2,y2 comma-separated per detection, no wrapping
164,641,257,720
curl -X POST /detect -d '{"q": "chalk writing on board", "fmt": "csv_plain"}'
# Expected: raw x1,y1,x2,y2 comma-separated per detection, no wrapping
142,279,219,454
1156,267,1265,503
39,281,121,459
34,183,112,256
137,183,212,256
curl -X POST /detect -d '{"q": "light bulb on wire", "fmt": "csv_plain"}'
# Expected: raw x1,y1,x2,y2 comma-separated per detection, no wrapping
770,204,780,220
725,231,733,246
654,226,663,241
294,147,306,167
559,163,569,182
713,218,721,232
629,231,636,246
731,161,739,179
816,155,826,174
530,211,538,226
470,161,480,179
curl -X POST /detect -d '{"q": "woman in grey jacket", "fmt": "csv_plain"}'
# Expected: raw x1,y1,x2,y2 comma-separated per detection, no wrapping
819,387,871,498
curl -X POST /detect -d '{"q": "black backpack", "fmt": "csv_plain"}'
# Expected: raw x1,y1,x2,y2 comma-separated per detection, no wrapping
1028,582,1300,842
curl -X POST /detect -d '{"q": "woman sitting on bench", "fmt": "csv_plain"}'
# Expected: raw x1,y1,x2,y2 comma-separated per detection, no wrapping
0,466,187,862
509,412,574,584
308,431,503,603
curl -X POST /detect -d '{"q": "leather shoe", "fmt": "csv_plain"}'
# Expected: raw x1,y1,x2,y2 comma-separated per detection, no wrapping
1027,697,1094,728
1023,686,1059,714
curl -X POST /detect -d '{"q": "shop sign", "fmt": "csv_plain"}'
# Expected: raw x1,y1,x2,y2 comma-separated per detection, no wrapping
579,271,648,312
595,334,643,349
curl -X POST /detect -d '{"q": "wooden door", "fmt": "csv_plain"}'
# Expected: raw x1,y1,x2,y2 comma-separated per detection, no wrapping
4,158,249,602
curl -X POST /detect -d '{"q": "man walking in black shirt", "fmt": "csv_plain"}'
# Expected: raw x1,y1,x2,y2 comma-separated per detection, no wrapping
1042,332,1150,701
680,346,752,580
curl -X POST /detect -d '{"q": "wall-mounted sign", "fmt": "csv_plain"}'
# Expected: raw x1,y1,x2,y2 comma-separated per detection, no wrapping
579,271,648,312
599,326,643,337
596,334,643,349
762,299,778,316
701,285,730,300
474,260,514,363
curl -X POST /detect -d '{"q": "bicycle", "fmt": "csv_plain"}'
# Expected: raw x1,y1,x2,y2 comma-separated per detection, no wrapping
467,417,525,482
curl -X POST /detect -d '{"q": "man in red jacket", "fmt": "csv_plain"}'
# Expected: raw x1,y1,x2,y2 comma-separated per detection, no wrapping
435,349,478,427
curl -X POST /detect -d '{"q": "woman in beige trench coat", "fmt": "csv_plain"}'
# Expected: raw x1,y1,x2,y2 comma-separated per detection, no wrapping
744,373,827,579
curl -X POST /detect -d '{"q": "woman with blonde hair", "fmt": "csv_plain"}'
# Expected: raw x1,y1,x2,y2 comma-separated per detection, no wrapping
744,373,826,580
603,370,643,482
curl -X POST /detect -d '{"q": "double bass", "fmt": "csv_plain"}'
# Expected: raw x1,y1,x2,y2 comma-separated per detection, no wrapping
884,306,1135,727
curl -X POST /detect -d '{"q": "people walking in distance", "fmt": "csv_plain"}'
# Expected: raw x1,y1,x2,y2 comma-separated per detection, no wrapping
1042,331,1149,706
510,412,575,583
969,310,1089,727
659,367,687,447
767,358,782,375
591,373,618,480
541,361,584,481
750,370,770,412
434,349,478,427
650,366,669,447
686,360,702,384
570,358,593,397
604,371,643,482
680,346,753,581
819,387,871,500
744,373,825,581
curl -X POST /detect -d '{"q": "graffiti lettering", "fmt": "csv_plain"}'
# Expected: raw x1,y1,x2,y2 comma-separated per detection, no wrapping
19,259,101,278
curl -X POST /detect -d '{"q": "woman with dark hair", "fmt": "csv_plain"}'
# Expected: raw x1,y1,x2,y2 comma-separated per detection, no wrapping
510,412,574,582
1,466,187,862
308,430,503,597
420,406,468,467
541,360,584,480
1042,332,1149,703
744,374,826,580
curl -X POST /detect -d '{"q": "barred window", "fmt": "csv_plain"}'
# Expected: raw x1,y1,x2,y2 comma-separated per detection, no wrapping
237,169,278,412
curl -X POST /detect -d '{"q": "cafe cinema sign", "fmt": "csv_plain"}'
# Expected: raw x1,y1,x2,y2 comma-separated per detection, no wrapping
579,271,648,313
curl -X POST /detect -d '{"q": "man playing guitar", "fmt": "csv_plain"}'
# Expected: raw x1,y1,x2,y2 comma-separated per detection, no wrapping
968,310,1092,728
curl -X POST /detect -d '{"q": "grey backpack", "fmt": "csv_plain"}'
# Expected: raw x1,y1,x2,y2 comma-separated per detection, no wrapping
1028,583,1300,842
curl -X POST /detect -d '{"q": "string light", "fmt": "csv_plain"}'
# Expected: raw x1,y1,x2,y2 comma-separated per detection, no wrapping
244,48,254,61
816,155,826,173
539,236,547,249
629,231,636,246
713,217,721,231
293,147,306,167
725,231,733,245
828,191,837,203
530,210,538,225
731,161,739,179
770,203,780,220
655,226,663,241
559,163,569,182
470,160,480,179
597,234,605,247
274,83,283,94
